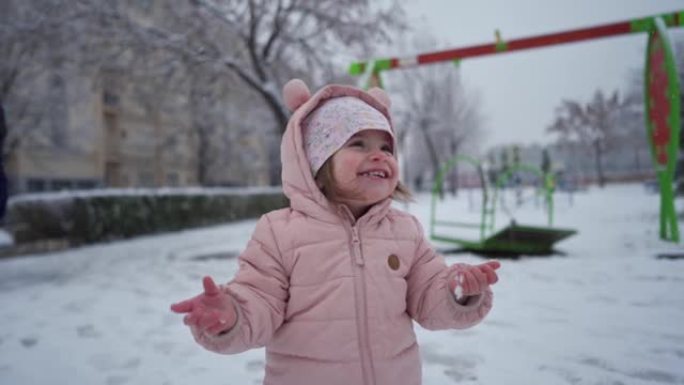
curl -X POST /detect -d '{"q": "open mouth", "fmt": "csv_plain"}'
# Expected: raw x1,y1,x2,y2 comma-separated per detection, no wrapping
359,170,389,179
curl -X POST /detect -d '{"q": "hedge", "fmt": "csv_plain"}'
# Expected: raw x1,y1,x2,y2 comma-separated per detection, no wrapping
6,188,288,245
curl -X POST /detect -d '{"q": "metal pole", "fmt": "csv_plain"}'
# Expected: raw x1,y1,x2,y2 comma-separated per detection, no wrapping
349,10,684,75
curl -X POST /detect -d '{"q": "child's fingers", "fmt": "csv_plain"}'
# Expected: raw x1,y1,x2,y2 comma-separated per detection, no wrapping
170,300,193,313
479,260,501,270
470,267,488,289
183,312,199,326
203,276,220,296
476,263,498,282
462,270,479,295
476,261,500,285
481,266,499,285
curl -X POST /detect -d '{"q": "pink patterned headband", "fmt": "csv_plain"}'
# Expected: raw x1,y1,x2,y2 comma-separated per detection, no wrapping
302,96,393,175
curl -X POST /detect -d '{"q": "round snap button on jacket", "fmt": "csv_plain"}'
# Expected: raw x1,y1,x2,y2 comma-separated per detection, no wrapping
388,254,400,270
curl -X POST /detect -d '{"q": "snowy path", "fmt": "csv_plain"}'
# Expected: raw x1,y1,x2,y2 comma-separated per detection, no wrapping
0,183,682,385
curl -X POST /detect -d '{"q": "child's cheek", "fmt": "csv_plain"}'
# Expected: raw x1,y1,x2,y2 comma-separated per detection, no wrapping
336,157,360,175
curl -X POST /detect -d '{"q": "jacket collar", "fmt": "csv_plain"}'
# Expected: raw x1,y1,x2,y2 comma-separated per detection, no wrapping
335,198,393,226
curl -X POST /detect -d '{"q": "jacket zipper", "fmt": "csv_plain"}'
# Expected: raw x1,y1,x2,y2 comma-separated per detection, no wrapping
351,225,375,385
346,215,376,385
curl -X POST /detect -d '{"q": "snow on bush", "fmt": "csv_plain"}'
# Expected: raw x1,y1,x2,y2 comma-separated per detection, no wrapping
5,187,287,244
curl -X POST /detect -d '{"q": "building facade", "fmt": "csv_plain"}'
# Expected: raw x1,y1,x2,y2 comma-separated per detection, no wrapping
3,1,272,195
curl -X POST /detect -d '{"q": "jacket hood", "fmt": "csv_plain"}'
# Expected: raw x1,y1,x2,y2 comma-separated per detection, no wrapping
280,81,396,224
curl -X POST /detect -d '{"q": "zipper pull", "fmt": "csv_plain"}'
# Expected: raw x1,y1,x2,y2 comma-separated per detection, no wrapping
351,227,364,266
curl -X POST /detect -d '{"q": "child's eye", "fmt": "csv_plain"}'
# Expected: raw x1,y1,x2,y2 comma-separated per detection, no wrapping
382,144,393,153
348,140,364,148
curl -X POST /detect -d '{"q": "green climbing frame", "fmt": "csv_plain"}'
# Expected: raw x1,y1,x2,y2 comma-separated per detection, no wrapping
430,156,576,256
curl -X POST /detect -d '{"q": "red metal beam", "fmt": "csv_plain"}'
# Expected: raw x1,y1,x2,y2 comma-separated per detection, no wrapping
349,9,684,74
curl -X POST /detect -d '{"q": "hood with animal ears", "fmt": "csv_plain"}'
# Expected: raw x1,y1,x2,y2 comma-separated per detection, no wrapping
279,79,395,222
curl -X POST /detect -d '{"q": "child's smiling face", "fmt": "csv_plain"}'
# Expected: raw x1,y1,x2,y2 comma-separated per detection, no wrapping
326,129,399,217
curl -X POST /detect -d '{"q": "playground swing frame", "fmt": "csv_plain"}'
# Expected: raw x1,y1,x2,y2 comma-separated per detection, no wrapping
350,10,683,244
430,155,577,255
490,163,555,228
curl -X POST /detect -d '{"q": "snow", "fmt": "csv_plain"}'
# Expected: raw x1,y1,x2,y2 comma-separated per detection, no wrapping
0,182,682,385
0,230,11,247
453,273,464,300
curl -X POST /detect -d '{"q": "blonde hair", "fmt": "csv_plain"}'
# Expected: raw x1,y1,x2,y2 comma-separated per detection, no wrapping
315,158,413,203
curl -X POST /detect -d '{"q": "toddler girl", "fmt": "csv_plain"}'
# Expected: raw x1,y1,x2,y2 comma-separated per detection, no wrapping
170,79,500,385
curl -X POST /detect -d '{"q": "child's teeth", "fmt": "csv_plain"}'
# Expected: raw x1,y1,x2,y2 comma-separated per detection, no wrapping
361,171,386,178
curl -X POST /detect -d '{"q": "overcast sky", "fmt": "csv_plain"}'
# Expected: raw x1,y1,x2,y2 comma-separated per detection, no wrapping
388,0,684,148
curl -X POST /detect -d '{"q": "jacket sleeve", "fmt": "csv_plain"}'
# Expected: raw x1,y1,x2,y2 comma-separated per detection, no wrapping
405,217,493,330
190,214,289,354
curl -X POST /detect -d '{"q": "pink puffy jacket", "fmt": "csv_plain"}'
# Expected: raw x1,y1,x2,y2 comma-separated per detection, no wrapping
191,84,493,385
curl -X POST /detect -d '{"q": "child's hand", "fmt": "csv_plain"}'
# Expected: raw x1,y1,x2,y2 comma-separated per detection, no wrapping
448,261,500,301
170,276,237,336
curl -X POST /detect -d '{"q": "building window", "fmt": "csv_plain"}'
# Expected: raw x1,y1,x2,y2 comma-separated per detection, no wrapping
27,179,47,192
103,90,120,107
138,172,155,187
26,178,99,193
166,172,179,186
76,180,97,190
51,179,73,191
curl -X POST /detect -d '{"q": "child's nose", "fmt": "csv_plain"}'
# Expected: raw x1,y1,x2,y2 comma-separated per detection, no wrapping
369,149,387,161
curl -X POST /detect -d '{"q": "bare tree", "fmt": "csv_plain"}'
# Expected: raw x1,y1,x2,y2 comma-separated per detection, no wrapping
547,89,627,187
616,75,650,173
81,0,407,184
2,0,408,186
0,0,80,159
0,0,138,160
4,0,414,190
391,62,483,195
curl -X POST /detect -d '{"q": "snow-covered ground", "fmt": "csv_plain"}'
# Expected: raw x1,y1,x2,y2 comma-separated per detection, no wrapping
0,183,682,385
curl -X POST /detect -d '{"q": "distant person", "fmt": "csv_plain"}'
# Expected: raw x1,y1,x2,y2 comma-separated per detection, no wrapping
0,102,7,220
170,79,500,385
